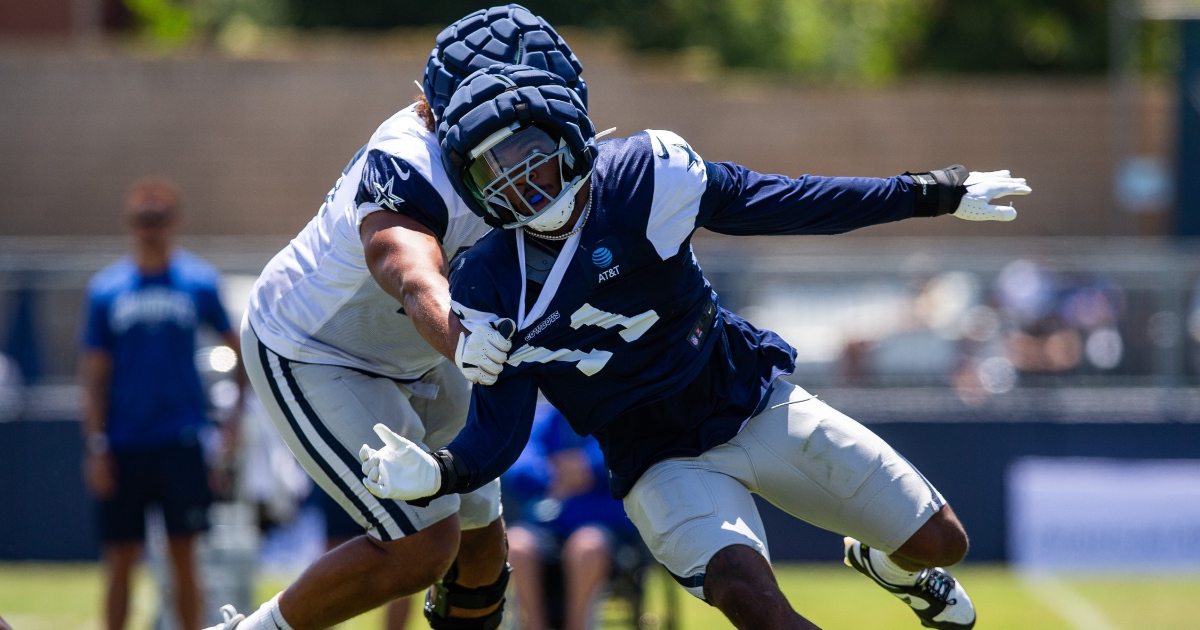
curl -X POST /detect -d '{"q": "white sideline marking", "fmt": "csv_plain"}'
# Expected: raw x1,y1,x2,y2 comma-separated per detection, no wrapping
1020,572,1121,630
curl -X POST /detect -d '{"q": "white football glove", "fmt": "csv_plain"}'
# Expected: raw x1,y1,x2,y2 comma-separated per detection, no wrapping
359,423,441,501
953,170,1032,221
455,318,516,386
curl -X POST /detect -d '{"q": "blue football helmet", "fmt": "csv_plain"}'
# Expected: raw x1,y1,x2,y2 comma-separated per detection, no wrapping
439,64,597,233
423,4,587,123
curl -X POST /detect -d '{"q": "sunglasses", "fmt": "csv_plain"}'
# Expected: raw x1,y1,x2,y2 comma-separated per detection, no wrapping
128,204,176,227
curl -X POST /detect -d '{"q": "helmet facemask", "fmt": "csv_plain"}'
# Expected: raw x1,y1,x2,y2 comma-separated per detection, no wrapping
465,124,590,233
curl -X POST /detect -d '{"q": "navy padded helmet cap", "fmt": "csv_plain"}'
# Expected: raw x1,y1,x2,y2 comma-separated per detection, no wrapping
438,64,597,228
423,4,587,122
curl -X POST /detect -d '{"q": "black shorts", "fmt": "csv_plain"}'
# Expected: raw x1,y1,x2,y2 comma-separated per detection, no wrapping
99,443,212,543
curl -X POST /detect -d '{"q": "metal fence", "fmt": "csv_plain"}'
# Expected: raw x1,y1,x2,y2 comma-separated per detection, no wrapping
696,237,1200,393
4,235,1200,422
4,235,1200,564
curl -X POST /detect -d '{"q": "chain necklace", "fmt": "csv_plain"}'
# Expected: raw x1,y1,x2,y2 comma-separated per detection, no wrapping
527,182,593,242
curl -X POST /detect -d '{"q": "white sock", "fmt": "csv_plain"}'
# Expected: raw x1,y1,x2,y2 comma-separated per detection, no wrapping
869,547,920,586
238,593,295,630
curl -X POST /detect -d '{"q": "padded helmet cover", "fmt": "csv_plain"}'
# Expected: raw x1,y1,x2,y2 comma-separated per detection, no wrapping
423,4,587,122
438,64,597,227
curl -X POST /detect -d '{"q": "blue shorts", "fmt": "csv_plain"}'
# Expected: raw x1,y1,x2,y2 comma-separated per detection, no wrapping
312,484,365,541
99,442,212,543
510,520,645,575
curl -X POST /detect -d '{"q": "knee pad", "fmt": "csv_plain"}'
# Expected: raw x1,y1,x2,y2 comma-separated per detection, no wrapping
424,561,511,630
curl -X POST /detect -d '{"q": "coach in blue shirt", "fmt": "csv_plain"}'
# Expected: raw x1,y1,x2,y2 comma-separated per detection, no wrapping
81,178,242,630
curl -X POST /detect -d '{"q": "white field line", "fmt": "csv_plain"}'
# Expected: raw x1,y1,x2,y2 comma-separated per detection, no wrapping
1019,572,1121,630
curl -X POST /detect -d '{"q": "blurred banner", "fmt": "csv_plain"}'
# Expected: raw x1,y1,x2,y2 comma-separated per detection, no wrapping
1008,457,1200,570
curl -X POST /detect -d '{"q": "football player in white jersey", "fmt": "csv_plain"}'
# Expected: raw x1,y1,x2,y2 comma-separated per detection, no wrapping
204,7,586,630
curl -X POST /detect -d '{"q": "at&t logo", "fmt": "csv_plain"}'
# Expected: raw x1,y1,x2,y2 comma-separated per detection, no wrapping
591,247,613,267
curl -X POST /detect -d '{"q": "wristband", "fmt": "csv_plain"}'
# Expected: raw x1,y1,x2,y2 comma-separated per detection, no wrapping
434,449,473,494
905,165,968,217
405,449,471,508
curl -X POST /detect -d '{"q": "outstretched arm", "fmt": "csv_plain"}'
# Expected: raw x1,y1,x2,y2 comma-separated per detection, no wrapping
700,162,915,235
698,163,1030,236
361,211,466,360
439,375,540,494
354,144,512,383
361,211,512,384
642,130,1030,259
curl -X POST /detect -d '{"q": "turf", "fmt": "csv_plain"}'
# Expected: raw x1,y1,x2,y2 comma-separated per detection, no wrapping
2,562,1198,629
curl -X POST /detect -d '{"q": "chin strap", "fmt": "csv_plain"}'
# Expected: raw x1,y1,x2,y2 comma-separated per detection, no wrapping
424,561,512,630
527,180,594,242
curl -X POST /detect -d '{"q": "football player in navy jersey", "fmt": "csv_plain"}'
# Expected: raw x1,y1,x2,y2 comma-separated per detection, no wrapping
206,8,588,630
360,65,1032,630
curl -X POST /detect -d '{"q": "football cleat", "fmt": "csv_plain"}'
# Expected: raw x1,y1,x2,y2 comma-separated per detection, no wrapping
844,537,976,629
202,605,244,630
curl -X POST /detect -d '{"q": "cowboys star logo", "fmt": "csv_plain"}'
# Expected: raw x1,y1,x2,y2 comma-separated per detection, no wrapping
372,157,413,211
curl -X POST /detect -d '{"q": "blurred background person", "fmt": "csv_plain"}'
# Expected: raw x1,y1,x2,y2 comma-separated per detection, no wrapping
80,178,244,630
502,401,642,630
994,259,1126,376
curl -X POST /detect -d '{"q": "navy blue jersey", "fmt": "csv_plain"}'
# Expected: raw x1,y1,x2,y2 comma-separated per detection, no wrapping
83,251,232,450
447,129,921,497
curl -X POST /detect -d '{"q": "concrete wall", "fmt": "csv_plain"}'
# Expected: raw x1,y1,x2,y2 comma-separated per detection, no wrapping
0,0,72,36
0,36,1173,239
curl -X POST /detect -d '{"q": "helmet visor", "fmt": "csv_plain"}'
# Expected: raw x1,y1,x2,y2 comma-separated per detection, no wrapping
467,126,558,192
466,126,572,224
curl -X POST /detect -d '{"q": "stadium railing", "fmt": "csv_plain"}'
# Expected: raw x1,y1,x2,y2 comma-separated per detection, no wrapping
4,235,1200,563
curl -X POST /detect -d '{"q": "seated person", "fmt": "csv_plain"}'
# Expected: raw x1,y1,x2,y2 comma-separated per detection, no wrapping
503,401,640,630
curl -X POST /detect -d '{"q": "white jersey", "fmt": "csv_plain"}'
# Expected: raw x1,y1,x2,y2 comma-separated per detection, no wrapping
248,105,492,380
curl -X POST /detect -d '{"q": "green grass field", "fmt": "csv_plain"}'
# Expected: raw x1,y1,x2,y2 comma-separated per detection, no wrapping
2,562,1198,630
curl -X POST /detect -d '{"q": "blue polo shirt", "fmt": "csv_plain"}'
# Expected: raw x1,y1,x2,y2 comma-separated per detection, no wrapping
83,251,232,450
502,402,636,538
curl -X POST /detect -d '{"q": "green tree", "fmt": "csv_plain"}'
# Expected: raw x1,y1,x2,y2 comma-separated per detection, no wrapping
124,0,1125,77
123,0,193,43
635,0,934,80
917,0,1109,72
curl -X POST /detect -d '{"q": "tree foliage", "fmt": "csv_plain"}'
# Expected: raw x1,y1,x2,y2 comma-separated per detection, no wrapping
920,0,1110,72
130,0,1122,77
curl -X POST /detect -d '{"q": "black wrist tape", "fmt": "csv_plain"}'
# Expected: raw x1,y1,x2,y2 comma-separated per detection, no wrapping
905,164,968,217
406,449,473,508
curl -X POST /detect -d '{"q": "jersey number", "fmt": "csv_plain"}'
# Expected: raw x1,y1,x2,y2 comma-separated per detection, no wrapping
505,304,658,376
